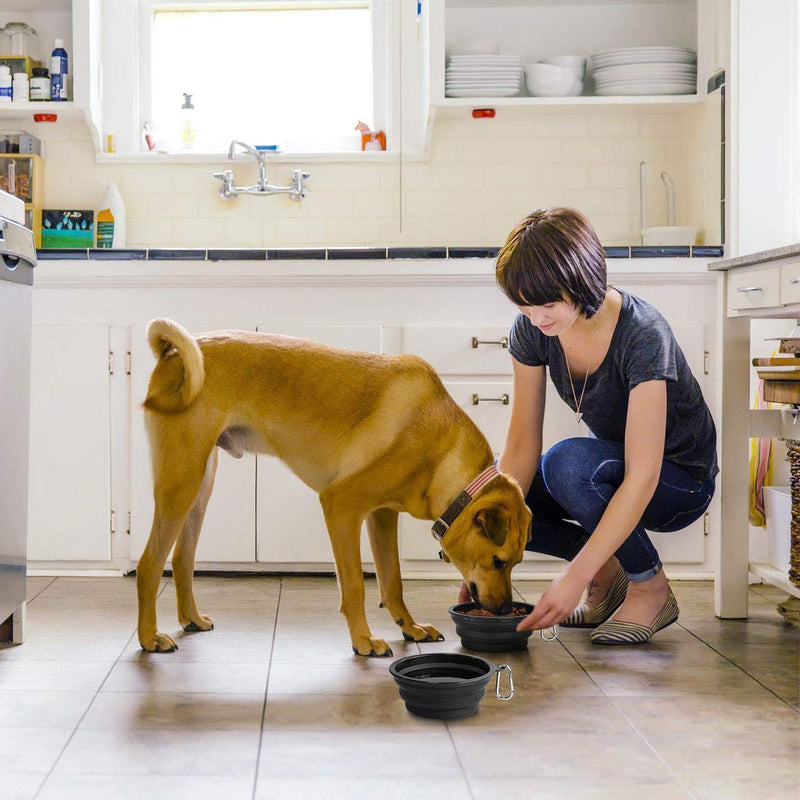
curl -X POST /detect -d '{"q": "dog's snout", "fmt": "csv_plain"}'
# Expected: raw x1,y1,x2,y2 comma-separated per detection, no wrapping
498,600,514,615
469,582,479,603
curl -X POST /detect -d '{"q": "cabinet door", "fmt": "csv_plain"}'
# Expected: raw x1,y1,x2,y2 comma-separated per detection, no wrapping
129,323,257,564
254,326,382,565
27,325,111,561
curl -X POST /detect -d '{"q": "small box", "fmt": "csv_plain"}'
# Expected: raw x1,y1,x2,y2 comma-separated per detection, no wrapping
41,209,94,249
764,485,791,574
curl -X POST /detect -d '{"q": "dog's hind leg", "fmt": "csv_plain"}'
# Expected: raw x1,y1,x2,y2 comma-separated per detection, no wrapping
173,447,218,633
366,509,444,645
319,490,391,657
137,440,214,653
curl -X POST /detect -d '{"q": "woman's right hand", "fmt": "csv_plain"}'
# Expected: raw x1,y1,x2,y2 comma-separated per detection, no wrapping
457,581,471,604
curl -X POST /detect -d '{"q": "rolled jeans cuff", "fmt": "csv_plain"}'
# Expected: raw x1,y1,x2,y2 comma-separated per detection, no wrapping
626,561,663,583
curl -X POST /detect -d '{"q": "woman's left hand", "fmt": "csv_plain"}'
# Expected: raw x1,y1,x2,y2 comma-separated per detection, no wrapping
516,568,585,631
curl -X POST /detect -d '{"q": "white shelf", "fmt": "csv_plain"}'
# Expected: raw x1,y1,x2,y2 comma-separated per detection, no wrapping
0,101,82,121
434,94,701,109
749,562,800,598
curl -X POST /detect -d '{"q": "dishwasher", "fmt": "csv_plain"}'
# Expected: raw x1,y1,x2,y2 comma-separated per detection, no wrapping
0,189,36,645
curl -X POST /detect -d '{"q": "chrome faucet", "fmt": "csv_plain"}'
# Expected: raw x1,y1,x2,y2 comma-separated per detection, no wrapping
213,140,309,201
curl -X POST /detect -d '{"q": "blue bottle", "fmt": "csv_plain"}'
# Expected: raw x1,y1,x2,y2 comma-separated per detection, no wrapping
50,38,68,101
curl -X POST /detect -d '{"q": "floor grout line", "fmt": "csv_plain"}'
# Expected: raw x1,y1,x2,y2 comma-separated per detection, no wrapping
251,577,282,800
30,577,149,799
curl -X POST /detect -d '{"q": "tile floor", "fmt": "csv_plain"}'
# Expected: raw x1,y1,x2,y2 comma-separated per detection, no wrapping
1,575,798,800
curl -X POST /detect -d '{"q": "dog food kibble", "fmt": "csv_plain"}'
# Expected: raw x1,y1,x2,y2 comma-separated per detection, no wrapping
465,607,529,617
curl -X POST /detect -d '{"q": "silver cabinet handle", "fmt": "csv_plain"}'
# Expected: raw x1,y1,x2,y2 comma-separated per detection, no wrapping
736,286,762,292
472,393,509,405
790,278,800,285
472,336,508,349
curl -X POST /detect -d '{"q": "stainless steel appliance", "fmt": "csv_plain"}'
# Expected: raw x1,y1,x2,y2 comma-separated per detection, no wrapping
0,191,36,645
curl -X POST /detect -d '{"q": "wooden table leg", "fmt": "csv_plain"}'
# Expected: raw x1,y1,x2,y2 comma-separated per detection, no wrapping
714,281,750,618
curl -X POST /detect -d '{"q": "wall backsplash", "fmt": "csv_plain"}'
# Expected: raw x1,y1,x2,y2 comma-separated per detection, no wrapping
35,104,720,248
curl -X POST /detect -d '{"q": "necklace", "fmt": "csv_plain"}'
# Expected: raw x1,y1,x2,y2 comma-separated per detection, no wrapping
564,352,593,424
561,320,601,425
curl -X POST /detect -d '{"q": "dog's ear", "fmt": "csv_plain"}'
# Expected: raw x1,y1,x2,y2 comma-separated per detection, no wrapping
474,506,509,547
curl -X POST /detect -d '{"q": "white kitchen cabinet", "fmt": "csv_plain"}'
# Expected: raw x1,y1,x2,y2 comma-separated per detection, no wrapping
0,2,102,142
254,325,382,567
28,258,719,579
129,322,257,565
431,0,714,108
27,324,111,561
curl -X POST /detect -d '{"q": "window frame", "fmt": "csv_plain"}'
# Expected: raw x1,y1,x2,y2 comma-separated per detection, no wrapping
136,0,391,155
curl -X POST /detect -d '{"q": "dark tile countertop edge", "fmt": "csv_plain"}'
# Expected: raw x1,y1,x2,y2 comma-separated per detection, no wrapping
35,246,724,262
707,242,800,271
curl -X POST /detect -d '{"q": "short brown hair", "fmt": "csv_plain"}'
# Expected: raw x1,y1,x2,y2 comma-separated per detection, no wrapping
495,207,607,318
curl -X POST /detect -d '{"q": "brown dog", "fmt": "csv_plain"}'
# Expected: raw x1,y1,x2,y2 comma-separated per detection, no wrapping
137,319,531,656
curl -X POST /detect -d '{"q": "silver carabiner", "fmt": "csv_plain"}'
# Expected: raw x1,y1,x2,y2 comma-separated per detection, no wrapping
541,625,558,642
494,663,514,700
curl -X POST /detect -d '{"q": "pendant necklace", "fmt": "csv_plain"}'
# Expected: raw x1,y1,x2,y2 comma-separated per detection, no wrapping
562,325,600,425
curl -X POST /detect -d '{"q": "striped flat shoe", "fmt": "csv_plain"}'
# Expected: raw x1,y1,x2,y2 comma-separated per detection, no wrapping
589,589,680,645
561,566,629,628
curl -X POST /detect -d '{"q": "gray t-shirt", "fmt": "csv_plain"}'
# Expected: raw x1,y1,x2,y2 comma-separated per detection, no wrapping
508,288,718,481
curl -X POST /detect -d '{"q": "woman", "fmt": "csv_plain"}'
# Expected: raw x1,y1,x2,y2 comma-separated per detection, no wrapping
461,207,718,645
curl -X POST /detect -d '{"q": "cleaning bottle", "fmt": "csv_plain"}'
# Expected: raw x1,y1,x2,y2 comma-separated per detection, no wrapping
96,182,126,248
181,92,195,150
50,38,68,101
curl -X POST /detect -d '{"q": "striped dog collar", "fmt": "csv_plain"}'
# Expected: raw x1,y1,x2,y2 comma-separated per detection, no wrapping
431,464,501,541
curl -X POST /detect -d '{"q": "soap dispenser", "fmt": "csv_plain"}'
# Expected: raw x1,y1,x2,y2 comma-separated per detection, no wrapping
181,92,196,150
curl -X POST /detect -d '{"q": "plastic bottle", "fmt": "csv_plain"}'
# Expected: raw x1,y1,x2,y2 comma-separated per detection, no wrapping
30,67,51,100
0,66,12,102
12,72,28,102
50,38,68,101
96,182,126,248
180,92,195,150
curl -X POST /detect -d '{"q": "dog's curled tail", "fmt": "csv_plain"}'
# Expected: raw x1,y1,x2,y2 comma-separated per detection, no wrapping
143,318,205,414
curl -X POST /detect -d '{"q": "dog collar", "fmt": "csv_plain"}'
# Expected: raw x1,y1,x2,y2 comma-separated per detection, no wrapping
431,464,501,542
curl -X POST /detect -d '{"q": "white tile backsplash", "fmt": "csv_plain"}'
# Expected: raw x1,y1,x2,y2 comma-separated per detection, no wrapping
31,104,720,247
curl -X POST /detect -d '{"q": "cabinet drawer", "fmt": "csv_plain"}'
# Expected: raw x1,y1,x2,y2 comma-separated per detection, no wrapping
403,326,513,375
727,266,781,312
445,381,512,452
780,259,800,305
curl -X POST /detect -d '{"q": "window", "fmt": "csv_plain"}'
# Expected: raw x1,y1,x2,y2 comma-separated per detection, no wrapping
145,1,376,153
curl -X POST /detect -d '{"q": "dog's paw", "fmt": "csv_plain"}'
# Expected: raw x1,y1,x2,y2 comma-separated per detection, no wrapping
352,637,393,657
402,623,445,643
182,614,214,633
140,632,179,653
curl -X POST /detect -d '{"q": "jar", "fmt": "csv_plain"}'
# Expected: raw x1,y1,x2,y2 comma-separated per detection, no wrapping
12,71,28,102
30,67,50,101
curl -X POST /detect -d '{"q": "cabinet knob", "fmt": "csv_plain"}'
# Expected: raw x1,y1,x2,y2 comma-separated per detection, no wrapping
471,336,508,349
472,393,509,405
736,286,762,293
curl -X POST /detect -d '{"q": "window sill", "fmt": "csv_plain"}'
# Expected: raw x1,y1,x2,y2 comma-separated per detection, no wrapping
95,150,429,165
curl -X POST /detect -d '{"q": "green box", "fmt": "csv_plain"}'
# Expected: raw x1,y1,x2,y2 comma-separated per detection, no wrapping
41,210,94,248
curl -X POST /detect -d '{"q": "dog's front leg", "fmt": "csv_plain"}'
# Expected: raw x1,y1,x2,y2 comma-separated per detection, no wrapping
367,509,443,645
320,494,391,657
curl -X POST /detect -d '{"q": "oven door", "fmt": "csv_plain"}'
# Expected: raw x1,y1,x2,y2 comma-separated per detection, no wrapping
0,222,35,642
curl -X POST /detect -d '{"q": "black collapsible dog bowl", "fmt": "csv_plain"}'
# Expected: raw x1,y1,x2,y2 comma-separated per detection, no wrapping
389,652,513,720
449,601,557,652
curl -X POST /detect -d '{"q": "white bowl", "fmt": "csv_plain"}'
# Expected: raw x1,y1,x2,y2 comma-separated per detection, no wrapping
541,55,587,79
525,64,577,96
451,41,500,56
641,226,698,246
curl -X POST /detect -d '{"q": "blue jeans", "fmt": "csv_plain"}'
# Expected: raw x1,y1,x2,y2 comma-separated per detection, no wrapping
525,437,716,582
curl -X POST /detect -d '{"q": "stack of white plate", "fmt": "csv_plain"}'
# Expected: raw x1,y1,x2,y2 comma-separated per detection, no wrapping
445,55,522,98
591,47,696,96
